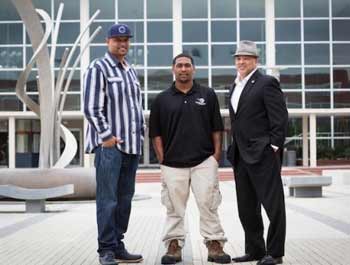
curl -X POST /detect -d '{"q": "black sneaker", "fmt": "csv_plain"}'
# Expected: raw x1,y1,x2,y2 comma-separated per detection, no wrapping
99,252,118,265
115,249,143,263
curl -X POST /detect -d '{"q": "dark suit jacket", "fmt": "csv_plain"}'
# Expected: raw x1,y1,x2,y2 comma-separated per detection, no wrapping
226,70,288,164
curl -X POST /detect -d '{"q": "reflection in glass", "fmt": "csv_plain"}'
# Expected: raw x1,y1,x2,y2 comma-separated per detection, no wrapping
334,117,350,136
194,69,208,87
304,0,328,17
182,45,208,66
333,20,350,41
0,95,22,111
305,92,330,108
332,0,350,17
183,22,208,42
90,45,106,60
0,120,8,167
57,22,80,44
240,0,264,18
216,92,230,109
276,44,301,65
0,47,22,68
211,21,236,42
333,44,350,65
63,94,80,111
304,20,329,41
27,71,39,92
54,0,80,20
147,0,172,18
279,68,302,90
212,68,235,90
240,21,265,42
183,0,207,18
136,69,144,89
317,117,331,133
212,45,235,66
333,67,350,89
0,1,21,20
287,118,302,137
275,21,300,41
334,139,350,160
284,92,302,108
148,69,173,91
304,44,329,65
54,46,80,68
305,68,330,89
334,92,350,108
0,71,19,92
256,44,266,65
90,0,114,19
148,22,172,43
211,0,236,18
0,24,22,45
275,0,300,17
118,0,143,19
128,45,144,66
148,45,172,66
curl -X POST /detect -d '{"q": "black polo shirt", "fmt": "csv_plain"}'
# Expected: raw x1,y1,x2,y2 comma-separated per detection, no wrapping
149,81,224,168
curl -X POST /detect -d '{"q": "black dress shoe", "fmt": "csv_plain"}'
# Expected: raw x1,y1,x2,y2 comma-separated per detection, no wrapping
232,253,264,262
115,249,143,263
256,255,282,265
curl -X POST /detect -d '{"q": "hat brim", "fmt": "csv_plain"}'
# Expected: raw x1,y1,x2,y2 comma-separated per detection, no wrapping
233,52,259,57
108,34,133,38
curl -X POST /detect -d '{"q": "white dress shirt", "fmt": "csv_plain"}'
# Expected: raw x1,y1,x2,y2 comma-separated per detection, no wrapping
230,68,279,152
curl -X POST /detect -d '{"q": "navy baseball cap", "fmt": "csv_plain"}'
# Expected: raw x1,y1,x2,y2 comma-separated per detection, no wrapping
107,23,133,38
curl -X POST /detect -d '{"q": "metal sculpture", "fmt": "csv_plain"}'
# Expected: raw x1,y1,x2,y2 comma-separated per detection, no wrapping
11,0,101,168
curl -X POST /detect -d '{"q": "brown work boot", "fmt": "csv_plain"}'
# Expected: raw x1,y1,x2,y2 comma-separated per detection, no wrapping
161,239,182,264
206,240,231,264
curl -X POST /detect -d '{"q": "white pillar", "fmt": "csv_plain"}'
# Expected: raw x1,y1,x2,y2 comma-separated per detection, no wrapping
8,117,16,168
302,115,309,166
309,114,317,167
173,0,182,56
265,0,275,76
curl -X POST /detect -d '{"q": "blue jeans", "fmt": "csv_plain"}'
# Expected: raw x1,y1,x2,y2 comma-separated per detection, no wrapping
94,146,139,255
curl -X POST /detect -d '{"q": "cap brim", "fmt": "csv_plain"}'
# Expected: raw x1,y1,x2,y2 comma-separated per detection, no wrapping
108,34,133,38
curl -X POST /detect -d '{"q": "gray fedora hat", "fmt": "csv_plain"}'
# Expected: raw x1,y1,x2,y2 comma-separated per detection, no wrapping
234,40,259,57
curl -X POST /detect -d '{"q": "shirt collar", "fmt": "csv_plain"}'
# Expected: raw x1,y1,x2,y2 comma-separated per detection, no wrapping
171,80,199,95
235,68,258,86
105,52,130,69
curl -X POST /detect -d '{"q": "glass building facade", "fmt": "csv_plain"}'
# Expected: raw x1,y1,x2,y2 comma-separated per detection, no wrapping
0,0,349,168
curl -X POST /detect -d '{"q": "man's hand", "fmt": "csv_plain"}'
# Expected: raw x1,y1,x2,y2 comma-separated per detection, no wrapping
213,152,221,163
102,136,123,148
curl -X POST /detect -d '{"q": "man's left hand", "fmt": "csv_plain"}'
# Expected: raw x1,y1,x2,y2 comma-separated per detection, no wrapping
213,153,221,162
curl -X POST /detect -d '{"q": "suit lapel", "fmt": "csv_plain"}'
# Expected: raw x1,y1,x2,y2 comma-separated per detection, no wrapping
236,70,261,116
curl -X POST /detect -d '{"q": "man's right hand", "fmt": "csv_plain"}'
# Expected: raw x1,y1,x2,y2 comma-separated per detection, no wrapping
102,136,123,148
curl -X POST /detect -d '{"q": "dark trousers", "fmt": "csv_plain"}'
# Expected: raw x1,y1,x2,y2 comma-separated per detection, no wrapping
95,146,139,255
233,146,286,258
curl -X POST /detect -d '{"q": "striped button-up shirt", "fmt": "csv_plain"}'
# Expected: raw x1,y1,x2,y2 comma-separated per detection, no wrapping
83,52,145,155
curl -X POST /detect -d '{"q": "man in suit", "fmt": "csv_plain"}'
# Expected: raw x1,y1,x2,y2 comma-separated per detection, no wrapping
227,40,288,265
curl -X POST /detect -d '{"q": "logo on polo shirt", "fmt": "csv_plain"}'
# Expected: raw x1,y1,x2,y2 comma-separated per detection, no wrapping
195,98,206,106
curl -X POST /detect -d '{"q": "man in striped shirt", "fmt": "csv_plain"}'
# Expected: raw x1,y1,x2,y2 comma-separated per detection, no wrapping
83,24,144,265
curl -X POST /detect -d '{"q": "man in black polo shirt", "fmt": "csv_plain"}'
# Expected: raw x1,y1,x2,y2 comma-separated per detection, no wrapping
149,53,231,264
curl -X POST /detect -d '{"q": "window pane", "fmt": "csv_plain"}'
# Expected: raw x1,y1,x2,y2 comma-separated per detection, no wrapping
194,69,208,87
305,92,330,108
0,71,19,92
147,0,172,18
148,22,172,43
284,92,302,108
304,20,329,41
279,68,302,90
317,117,331,133
333,20,350,41
257,44,266,65
212,45,235,66
211,21,236,42
118,0,143,19
183,22,208,42
240,21,265,42
57,22,80,44
275,0,300,17
125,22,144,43
0,47,22,68
304,44,329,65
183,0,207,18
32,0,51,14
333,67,350,89
275,21,300,41
63,94,80,111
0,119,8,167
148,45,172,66
53,46,80,68
334,117,350,136
90,22,114,43
276,44,301,65
148,69,173,91
0,1,21,20
90,0,114,19
212,68,235,90
182,45,208,66
54,0,80,20
27,71,38,92
211,0,236,18
0,24,22,44
240,0,264,18
332,0,350,17
136,69,144,90
333,44,350,65
334,92,350,108
305,68,330,89
304,0,328,17
90,45,106,60
0,95,23,111
128,45,144,66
